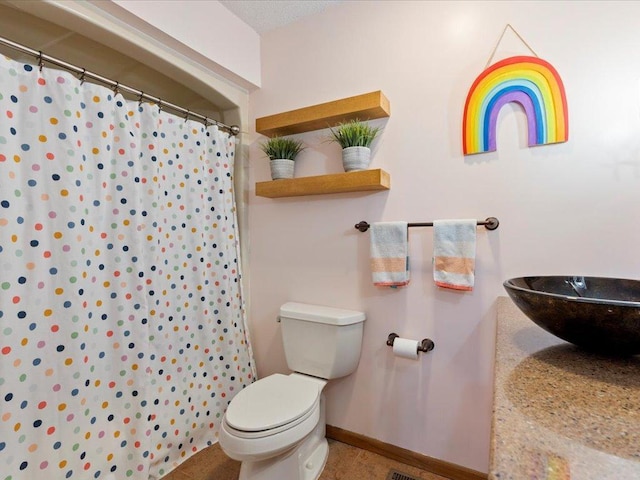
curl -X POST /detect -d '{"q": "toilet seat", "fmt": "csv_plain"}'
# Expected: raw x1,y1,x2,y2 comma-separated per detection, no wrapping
224,373,320,438
223,397,319,440
219,392,322,462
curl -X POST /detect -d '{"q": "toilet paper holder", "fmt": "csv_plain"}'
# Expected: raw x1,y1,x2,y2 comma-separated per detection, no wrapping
386,333,435,354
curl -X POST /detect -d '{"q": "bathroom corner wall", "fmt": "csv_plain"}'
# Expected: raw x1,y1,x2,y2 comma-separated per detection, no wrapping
248,0,640,472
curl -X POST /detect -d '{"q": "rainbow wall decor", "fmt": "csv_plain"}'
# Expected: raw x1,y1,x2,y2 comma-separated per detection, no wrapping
462,55,568,155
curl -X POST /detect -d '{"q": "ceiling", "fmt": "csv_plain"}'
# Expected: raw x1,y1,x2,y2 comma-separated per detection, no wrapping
219,0,342,34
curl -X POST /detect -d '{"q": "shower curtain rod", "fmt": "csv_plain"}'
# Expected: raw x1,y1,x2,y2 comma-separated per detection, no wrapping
0,34,240,136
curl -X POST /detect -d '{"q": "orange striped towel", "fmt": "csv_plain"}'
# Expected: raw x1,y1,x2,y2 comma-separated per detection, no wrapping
433,219,476,291
370,222,409,287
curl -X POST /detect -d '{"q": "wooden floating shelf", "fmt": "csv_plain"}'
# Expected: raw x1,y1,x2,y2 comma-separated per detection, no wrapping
256,91,390,137
255,169,390,198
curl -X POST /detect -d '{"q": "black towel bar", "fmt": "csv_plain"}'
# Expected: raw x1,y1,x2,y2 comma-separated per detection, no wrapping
355,217,499,232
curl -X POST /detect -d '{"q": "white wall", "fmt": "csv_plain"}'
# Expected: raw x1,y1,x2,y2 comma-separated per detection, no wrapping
248,0,640,472
111,0,261,89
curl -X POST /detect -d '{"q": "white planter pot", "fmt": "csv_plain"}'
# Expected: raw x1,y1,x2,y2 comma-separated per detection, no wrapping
270,158,295,180
342,146,371,172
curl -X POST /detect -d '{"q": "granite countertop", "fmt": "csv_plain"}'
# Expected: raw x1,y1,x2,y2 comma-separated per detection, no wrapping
491,297,640,480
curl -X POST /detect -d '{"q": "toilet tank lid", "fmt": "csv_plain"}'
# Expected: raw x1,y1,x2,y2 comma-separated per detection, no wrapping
280,302,366,325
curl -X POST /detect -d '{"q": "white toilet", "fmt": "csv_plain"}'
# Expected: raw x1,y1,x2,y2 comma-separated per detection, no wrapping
219,302,366,480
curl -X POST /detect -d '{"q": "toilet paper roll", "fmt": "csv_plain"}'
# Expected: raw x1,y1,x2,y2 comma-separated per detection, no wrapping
392,337,420,360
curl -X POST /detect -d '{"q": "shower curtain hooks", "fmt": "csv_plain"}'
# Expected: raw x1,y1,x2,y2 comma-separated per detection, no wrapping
158,99,163,113
78,68,86,85
37,51,44,72
184,110,190,122
113,82,119,96
137,92,144,107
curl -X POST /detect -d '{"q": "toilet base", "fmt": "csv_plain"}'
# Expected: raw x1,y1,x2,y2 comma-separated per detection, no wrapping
238,397,328,480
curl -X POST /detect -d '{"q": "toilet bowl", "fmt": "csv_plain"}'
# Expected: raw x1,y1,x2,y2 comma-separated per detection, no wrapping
219,373,328,480
218,302,366,480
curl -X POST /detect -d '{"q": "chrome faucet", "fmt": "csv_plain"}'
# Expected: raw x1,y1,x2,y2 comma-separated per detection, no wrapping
566,276,587,297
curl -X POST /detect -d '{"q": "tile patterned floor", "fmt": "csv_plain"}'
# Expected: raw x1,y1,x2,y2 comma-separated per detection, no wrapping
161,439,450,480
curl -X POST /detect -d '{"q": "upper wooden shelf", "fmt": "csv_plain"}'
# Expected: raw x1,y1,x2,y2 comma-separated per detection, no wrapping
255,91,390,137
255,169,390,198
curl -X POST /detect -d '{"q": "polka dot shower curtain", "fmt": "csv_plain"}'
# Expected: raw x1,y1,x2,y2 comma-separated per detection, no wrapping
0,53,255,480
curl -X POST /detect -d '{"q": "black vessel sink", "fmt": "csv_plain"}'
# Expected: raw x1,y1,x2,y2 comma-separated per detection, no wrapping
503,276,640,355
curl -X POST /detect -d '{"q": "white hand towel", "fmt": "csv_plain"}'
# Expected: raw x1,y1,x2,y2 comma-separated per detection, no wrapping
370,222,409,287
433,219,476,291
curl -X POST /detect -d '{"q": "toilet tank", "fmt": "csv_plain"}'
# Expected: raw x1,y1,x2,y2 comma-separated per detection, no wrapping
279,302,366,379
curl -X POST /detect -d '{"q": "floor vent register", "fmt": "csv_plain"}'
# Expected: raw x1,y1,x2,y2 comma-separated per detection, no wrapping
386,469,420,480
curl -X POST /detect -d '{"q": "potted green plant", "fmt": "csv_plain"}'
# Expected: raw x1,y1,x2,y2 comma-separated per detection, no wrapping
328,119,381,172
259,136,305,180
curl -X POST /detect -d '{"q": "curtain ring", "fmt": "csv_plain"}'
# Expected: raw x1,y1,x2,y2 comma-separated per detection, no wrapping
158,100,162,113
79,68,86,85
37,51,44,72
184,110,190,122
137,92,144,107
113,82,120,96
